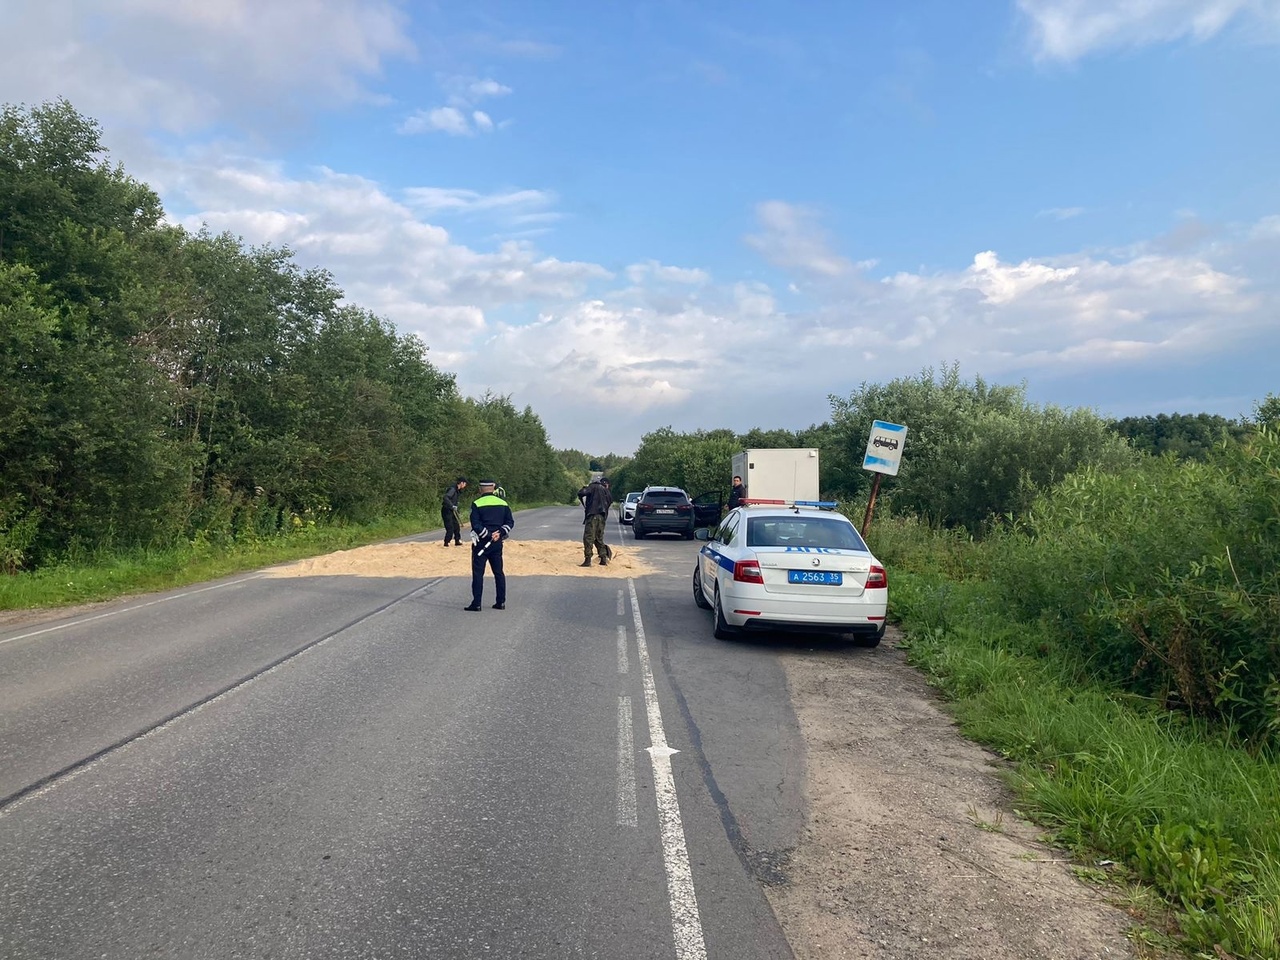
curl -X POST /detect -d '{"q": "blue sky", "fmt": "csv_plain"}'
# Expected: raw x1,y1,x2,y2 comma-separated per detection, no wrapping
4,1,1278,454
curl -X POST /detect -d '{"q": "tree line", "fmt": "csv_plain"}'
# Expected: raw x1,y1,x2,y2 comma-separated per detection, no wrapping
615,363,1276,537
1,100,575,570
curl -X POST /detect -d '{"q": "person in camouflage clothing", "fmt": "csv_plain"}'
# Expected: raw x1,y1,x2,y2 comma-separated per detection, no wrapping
578,477,613,567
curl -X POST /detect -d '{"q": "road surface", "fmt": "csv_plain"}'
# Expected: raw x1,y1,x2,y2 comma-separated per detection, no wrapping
0,506,808,960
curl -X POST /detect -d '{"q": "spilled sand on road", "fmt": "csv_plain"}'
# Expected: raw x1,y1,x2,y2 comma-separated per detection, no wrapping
263,539,653,579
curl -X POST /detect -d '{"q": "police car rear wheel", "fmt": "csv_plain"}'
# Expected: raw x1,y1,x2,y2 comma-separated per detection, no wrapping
713,586,739,641
851,624,885,648
692,565,712,610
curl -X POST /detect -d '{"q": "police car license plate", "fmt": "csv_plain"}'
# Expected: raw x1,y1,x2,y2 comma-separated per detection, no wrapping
788,570,843,585
656,508,675,514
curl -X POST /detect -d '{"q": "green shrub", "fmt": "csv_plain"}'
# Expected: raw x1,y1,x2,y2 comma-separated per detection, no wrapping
985,431,1280,746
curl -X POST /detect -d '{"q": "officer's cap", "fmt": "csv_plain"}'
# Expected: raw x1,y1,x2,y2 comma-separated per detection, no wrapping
479,479,497,490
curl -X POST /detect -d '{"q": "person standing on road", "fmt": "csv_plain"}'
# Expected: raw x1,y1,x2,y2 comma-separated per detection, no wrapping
728,475,747,511
579,476,613,567
464,480,514,611
441,476,468,546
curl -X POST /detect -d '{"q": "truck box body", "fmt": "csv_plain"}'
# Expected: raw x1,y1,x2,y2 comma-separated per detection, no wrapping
731,448,820,503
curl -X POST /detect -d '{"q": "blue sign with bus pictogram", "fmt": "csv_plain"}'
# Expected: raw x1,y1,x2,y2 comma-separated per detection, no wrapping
863,420,907,476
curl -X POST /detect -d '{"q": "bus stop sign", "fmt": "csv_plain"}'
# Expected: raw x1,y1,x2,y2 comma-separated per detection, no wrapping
863,420,907,476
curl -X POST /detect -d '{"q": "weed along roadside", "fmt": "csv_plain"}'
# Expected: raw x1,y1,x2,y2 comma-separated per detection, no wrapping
870,492,1280,960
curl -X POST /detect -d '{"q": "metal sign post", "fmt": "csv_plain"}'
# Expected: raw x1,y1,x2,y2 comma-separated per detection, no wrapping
860,420,907,538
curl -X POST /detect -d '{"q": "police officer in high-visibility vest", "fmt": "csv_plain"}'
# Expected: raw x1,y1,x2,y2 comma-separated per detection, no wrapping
464,480,515,611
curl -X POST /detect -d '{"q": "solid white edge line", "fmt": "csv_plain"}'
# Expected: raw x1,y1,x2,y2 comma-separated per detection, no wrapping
617,695,637,827
627,578,708,960
0,575,265,647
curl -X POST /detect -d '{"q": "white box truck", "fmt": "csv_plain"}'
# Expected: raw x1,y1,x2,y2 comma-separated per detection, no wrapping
731,448,820,503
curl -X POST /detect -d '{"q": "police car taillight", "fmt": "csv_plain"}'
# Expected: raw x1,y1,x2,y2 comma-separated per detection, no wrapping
866,565,887,589
733,559,764,584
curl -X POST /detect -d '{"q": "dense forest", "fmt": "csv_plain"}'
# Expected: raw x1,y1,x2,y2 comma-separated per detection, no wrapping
1,100,578,570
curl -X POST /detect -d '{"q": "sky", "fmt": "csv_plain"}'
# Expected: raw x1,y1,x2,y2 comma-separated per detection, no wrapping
3,1,1278,455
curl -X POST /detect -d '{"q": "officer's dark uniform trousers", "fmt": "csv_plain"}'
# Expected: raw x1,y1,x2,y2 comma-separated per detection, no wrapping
471,537,505,607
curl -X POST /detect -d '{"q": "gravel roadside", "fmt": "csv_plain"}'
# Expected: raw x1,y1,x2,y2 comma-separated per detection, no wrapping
766,628,1140,960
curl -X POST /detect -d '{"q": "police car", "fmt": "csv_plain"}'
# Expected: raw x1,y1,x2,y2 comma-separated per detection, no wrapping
692,500,887,646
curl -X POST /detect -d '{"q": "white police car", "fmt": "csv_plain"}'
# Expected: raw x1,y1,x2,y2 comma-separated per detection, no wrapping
692,500,887,646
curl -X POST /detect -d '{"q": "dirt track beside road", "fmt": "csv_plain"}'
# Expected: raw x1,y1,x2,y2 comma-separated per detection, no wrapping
765,629,1137,960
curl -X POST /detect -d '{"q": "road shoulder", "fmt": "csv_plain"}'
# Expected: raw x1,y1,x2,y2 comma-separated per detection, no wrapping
765,629,1136,959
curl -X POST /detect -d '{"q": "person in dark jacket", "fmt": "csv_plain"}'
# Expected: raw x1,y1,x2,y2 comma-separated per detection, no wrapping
464,480,514,610
728,475,747,511
441,477,468,546
578,477,613,567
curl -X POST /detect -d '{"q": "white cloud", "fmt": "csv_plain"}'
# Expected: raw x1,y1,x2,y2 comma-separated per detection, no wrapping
733,282,777,318
464,78,513,100
967,249,1081,305
479,222,1271,449
403,187,558,217
860,246,1256,372
1018,0,1280,62
1037,206,1085,220
399,106,472,136
400,74,513,137
161,152,1276,451
0,0,413,133
161,153,608,363
1250,215,1280,238
483,300,723,416
745,201,854,277
624,261,710,285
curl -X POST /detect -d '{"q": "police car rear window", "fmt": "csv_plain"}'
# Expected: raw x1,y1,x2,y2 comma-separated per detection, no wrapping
746,517,867,551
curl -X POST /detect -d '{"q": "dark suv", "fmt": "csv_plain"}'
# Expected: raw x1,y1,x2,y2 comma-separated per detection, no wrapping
633,486,722,540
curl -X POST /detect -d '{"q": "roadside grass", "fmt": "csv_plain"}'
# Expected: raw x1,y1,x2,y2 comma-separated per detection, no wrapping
889,569,1280,960
0,510,444,612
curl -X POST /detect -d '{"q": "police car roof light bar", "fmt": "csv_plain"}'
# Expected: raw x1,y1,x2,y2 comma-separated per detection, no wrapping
740,498,840,510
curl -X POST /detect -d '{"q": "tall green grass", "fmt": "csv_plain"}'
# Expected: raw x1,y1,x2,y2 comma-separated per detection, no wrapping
883,556,1280,959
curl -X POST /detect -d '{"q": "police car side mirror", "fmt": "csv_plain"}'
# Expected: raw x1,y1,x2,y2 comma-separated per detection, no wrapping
694,528,711,541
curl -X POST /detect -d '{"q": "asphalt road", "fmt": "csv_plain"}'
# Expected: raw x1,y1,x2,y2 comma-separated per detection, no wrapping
0,506,808,960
